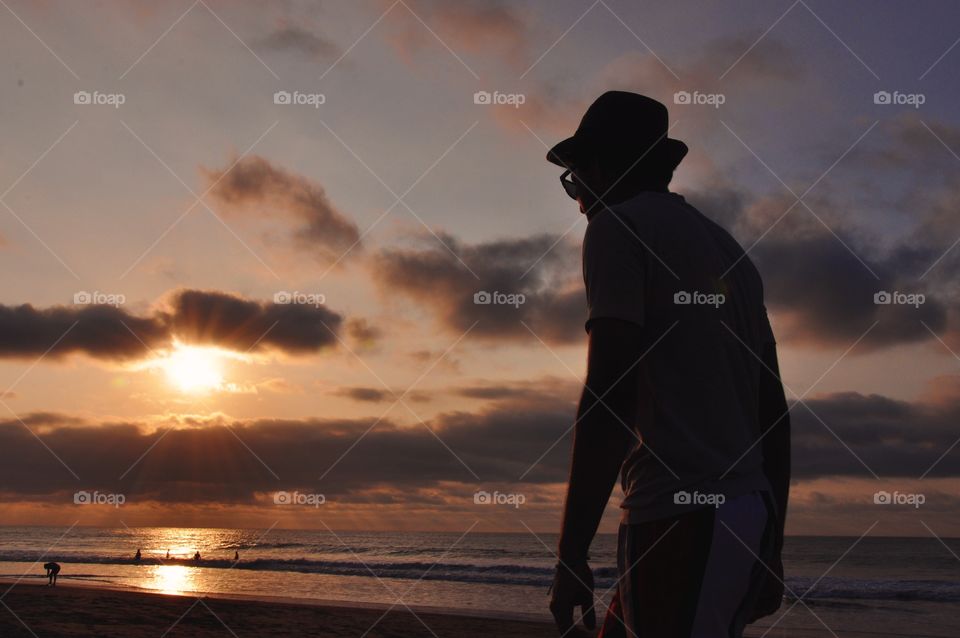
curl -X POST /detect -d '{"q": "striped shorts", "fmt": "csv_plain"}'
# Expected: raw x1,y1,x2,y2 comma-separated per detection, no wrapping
605,491,771,638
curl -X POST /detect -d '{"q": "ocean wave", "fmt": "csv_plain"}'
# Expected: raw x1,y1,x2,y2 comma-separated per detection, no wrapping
786,576,960,603
0,552,614,587
1,552,957,601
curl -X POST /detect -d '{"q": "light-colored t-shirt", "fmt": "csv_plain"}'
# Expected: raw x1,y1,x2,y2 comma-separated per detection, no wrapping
582,191,774,523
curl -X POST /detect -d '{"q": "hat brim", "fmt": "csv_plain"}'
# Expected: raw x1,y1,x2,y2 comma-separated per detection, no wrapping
546,137,688,171
545,137,578,168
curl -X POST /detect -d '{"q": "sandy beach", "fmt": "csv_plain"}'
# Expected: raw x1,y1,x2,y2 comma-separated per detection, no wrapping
0,580,902,638
0,581,562,638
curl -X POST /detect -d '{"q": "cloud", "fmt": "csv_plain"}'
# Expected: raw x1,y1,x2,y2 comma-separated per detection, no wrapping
345,317,382,348
683,115,960,351
409,348,461,374
331,386,430,403
5,375,960,506
751,229,947,349
0,289,344,361
382,0,531,70
451,376,579,404
202,155,361,264
370,232,584,344
0,399,575,504
0,303,167,361
257,26,339,60
334,387,392,403
791,388,960,479
165,289,343,354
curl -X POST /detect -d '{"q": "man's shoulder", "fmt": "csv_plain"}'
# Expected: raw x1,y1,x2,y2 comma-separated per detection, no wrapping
608,191,694,225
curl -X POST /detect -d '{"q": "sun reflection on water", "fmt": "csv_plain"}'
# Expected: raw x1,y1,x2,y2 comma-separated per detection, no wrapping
152,564,195,595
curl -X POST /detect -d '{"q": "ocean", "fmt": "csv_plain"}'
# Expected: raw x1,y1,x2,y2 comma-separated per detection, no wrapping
0,527,957,637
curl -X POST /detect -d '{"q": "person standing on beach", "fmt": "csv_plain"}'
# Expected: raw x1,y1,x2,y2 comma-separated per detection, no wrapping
546,92,791,637
43,562,60,586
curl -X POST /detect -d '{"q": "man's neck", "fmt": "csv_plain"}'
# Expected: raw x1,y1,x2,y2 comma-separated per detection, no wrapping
584,186,672,221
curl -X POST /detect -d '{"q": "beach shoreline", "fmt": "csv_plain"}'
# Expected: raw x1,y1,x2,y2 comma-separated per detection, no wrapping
0,579,920,638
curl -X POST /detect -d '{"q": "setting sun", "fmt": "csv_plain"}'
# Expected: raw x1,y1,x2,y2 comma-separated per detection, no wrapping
160,344,225,393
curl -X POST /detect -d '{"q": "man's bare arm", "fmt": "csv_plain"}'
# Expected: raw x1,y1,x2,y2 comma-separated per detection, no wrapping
556,318,645,565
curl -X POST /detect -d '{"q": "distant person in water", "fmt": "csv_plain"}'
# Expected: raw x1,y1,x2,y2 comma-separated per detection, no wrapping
165,549,170,560
43,562,60,586
134,548,141,562
234,551,239,561
546,92,791,638
193,551,201,561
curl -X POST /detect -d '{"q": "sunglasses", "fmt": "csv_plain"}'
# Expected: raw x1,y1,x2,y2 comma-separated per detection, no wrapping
559,169,578,200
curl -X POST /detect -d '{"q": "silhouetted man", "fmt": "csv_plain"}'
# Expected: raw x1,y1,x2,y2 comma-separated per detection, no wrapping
547,92,790,638
43,562,60,586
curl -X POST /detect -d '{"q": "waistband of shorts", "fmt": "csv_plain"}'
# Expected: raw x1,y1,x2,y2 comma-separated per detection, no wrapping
621,473,772,524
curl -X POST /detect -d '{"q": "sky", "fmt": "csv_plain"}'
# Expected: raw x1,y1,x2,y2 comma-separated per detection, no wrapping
1,0,959,537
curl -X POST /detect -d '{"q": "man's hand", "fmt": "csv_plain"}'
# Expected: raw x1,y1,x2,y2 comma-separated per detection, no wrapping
550,560,597,636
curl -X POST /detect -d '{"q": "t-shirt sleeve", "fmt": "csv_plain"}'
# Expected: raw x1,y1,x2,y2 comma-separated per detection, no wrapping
582,210,647,332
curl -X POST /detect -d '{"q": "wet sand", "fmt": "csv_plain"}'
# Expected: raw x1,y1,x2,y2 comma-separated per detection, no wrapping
0,580,881,637
0,581,559,637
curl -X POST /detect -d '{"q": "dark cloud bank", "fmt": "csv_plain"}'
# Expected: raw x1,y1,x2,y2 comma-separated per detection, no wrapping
0,289,344,360
3,381,959,505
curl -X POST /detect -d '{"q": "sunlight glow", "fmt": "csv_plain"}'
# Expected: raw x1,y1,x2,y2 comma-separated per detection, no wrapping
160,344,225,393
